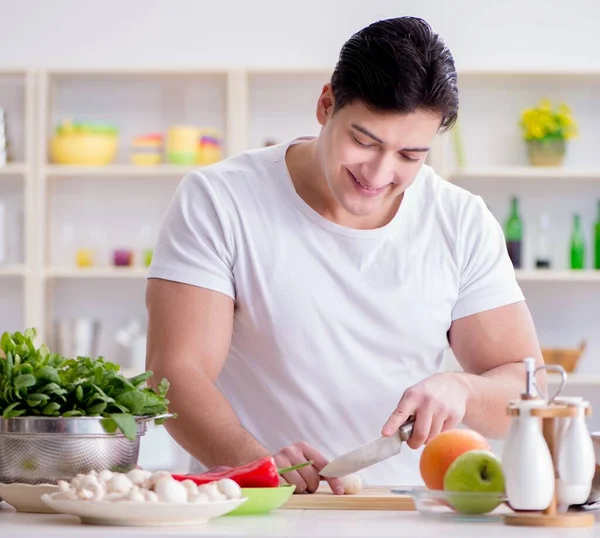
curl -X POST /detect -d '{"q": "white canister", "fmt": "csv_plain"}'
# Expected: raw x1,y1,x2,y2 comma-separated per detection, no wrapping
503,399,555,511
557,400,595,506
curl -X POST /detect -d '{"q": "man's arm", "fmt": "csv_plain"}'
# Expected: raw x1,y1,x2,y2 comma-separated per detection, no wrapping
381,300,547,446
447,300,546,439
145,278,271,468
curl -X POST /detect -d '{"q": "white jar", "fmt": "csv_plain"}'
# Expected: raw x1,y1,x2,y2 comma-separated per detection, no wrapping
557,400,595,506
503,399,555,511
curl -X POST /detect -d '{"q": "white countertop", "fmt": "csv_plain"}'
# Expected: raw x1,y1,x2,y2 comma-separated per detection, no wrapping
1,503,599,538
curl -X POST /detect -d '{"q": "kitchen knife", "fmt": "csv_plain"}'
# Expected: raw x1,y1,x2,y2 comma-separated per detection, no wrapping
319,417,415,478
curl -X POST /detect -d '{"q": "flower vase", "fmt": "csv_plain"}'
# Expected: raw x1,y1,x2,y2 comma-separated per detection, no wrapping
526,138,566,166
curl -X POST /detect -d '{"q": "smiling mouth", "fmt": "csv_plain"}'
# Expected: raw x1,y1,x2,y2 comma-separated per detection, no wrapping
348,169,390,194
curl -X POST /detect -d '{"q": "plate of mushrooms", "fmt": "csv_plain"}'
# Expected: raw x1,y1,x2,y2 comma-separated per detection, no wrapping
40,469,248,526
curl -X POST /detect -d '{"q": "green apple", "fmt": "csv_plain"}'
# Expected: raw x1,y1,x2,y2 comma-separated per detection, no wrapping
442,449,505,515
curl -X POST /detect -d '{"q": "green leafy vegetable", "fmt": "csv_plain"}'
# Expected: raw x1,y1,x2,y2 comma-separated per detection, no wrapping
0,328,173,440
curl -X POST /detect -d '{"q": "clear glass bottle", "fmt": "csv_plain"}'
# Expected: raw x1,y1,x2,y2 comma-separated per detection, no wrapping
535,213,551,269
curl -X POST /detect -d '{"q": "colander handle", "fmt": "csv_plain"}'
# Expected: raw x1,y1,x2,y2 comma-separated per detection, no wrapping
135,413,176,423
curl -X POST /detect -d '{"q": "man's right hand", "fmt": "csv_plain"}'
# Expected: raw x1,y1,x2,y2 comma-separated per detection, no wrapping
274,441,346,495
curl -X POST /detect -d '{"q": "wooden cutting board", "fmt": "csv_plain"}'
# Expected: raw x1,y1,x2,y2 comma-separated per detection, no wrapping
282,486,415,511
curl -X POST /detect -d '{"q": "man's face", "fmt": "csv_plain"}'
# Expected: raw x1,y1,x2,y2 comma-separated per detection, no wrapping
315,85,442,222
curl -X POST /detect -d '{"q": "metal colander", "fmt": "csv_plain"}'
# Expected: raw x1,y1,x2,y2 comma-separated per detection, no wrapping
0,414,172,485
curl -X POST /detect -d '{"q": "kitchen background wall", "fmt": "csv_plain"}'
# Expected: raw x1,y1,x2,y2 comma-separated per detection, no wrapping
0,0,599,472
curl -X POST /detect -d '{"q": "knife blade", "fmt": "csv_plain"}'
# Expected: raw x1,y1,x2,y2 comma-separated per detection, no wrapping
319,417,415,478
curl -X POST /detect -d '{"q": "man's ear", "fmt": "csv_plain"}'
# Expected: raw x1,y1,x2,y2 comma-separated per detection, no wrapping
316,83,335,126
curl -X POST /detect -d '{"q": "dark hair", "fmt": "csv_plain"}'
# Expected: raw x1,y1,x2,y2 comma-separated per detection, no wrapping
330,17,459,132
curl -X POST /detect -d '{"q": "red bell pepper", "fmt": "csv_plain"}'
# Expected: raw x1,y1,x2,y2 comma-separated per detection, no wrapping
171,456,312,488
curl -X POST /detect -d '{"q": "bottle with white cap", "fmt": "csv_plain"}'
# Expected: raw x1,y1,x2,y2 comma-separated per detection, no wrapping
502,357,555,511
535,213,552,269
556,397,595,507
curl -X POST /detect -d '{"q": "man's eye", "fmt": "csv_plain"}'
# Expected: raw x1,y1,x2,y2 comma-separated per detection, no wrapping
352,135,371,148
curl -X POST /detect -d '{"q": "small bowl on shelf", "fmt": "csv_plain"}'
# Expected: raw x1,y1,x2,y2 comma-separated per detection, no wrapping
50,120,119,166
542,340,586,373
391,487,510,522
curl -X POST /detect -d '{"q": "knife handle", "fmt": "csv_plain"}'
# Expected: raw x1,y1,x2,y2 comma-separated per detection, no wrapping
398,416,415,441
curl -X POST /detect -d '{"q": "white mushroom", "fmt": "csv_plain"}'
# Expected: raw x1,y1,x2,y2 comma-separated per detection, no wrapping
180,479,199,499
198,482,226,502
79,474,100,491
127,486,146,503
126,469,152,488
57,480,71,494
89,483,106,502
216,478,242,499
148,470,172,488
340,474,363,495
70,473,86,490
191,492,210,504
154,478,188,503
54,488,78,501
77,488,94,501
107,473,133,495
143,490,159,503
105,492,125,502
97,470,114,484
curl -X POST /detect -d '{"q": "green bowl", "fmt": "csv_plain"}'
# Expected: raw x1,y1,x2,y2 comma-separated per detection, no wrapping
226,484,296,515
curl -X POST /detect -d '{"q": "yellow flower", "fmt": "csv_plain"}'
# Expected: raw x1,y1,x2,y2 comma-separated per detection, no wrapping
519,98,578,141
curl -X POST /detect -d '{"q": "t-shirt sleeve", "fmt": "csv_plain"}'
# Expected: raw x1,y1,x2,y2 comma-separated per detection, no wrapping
146,170,236,300
451,195,524,321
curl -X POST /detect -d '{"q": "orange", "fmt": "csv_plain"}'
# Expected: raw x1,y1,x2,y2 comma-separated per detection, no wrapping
419,429,490,490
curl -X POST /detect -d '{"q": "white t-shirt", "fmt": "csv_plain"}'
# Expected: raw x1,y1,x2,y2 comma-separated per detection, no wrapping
147,136,524,486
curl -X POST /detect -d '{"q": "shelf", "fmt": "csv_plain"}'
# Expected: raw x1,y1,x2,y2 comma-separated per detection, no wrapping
450,167,600,181
45,267,148,279
515,270,600,282
0,264,27,276
548,373,600,386
44,164,197,178
0,163,28,176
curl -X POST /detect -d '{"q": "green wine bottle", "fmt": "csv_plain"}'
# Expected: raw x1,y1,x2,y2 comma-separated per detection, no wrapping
594,200,600,270
505,196,523,268
570,213,585,270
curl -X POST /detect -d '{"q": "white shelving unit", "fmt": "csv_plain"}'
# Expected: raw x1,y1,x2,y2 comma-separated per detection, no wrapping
0,70,35,335
0,66,598,392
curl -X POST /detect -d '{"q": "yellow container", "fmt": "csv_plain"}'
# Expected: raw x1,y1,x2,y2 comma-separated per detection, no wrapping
50,121,119,166
131,134,163,165
196,128,222,165
166,126,199,165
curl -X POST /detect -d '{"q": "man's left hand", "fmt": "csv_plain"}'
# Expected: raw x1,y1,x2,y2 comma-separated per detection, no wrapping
381,372,471,448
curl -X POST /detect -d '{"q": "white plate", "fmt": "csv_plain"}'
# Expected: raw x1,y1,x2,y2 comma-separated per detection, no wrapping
0,483,59,513
40,493,248,526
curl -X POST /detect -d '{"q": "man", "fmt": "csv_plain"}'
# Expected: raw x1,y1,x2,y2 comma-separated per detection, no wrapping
145,16,545,493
